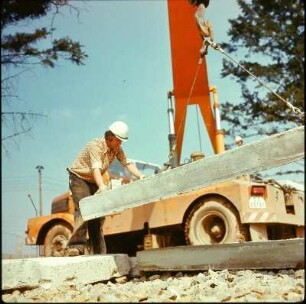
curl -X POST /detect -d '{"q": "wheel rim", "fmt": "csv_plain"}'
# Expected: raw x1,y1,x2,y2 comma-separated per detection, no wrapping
50,235,68,256
196,211,227,244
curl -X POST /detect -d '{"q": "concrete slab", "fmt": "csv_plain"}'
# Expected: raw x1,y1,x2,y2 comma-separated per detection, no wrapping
80,126,304,220
128,257,142,278
137,239,305,271
2,254,130,290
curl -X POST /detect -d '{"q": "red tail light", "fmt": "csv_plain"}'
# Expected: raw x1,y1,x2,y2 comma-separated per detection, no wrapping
251,186,266,196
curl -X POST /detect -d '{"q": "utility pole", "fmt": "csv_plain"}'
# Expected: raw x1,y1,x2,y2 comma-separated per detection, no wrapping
35,165,44,216
16,236,22,258
35,165,44,257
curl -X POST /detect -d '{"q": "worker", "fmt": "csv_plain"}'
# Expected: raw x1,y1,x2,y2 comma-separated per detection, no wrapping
235,135,243,146
189,0,210,7
66,121,144,256
191,0,214,56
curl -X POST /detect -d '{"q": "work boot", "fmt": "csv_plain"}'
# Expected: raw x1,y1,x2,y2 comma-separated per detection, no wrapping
65,247,84,257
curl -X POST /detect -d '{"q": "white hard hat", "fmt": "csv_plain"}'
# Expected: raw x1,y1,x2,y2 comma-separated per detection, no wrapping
235,135,243,143
109,121,129,141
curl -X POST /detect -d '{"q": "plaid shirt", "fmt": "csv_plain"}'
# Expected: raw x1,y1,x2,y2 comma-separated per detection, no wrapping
68,138,128,183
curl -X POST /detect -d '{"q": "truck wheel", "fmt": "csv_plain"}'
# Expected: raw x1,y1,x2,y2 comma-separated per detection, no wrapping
44,224,72,257
185,196,247,245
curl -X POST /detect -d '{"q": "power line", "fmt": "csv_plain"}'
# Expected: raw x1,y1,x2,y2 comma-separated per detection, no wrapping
2,215,31,220
2,175,67,183
2,176,36,181
2,180,67,193
2,231,23,237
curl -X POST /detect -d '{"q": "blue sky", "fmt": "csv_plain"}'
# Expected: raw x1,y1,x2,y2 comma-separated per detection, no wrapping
2,0,304,256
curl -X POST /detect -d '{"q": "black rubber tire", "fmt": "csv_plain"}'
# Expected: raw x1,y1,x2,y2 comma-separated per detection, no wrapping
185,196,247,245
44,224,72,257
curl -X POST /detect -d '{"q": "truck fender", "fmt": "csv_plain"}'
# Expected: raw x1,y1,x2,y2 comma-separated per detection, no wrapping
37,217,73,245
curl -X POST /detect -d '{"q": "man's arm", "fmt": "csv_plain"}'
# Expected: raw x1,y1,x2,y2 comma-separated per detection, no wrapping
93,168,110,191
125,163,144,179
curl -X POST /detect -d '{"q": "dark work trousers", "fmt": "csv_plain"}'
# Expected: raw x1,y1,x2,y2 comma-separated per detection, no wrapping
67,172,107,254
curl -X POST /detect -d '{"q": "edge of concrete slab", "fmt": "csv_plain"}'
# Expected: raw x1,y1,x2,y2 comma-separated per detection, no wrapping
2,254,131,290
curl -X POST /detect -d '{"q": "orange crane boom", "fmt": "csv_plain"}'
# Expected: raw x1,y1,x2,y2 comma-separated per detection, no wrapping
167,0,219,162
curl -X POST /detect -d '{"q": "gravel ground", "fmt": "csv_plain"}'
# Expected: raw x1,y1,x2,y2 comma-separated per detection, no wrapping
2,269,304,302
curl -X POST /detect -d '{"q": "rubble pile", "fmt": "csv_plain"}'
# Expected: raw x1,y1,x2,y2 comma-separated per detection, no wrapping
2,268,304,302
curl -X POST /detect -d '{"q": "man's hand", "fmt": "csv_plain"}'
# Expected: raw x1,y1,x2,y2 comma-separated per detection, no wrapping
139,174,146,180
95,184,108,195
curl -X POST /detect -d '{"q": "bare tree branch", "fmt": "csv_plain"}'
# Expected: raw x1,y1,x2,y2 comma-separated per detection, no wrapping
1,1,87,152
2,112,47,117
1,127,32,141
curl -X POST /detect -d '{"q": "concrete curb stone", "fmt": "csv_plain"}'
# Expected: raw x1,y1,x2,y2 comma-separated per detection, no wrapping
2,254,130,290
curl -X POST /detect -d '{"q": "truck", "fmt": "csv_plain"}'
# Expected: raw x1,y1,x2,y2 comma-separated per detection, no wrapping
25,0,304,257
25,159,305,257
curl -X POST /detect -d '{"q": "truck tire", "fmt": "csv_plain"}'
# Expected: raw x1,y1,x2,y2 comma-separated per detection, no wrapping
185,196,247,245
44,223,72,257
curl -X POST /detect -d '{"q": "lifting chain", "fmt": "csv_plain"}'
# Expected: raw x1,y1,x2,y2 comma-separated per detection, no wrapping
201,37,305,119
